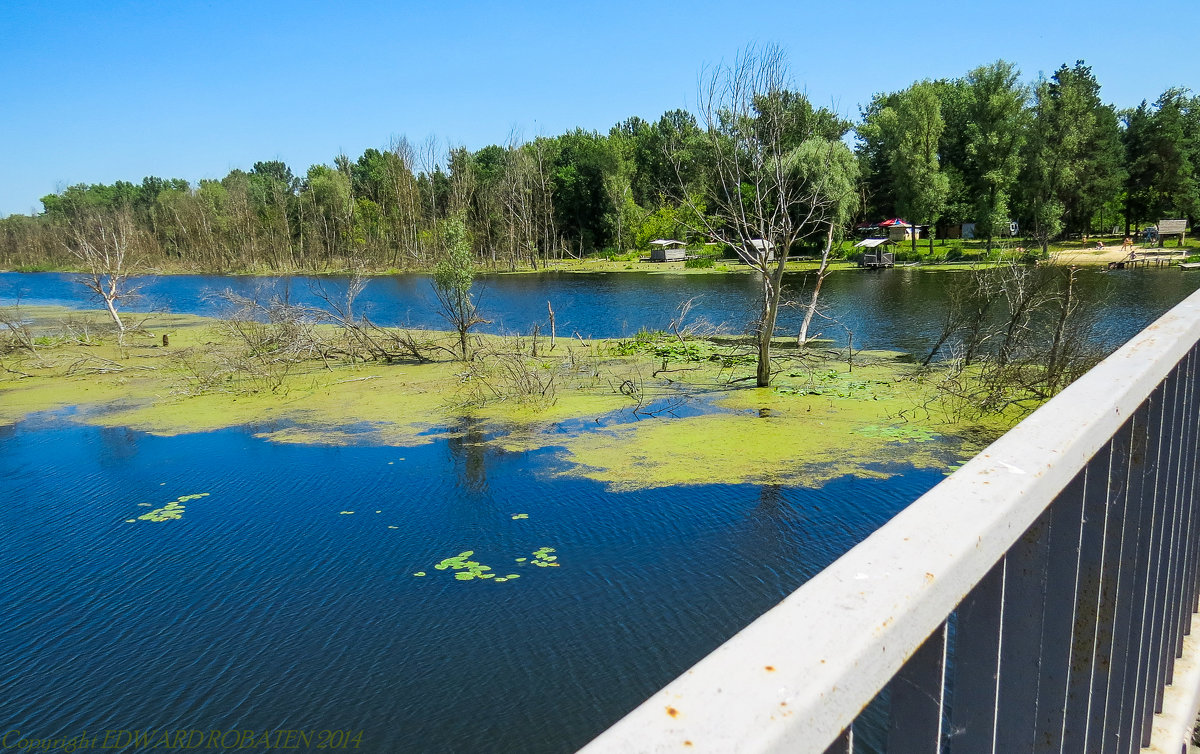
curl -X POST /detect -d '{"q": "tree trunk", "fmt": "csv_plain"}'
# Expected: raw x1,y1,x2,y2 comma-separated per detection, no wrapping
102,293,126,345
756,269,779,387
1045,267,1076,393
757,296,777,387
799,225,834,345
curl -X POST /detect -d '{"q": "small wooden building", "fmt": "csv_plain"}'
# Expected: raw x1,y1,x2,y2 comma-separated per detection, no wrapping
735,238,776,265
649,239,687,262
1157,219,1188,247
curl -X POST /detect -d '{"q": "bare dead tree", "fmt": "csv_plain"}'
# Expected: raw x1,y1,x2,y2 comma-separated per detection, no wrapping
309,274,430,363
919,262,1104,418
671,44,858,385
0,305,37,355
67,210,141,344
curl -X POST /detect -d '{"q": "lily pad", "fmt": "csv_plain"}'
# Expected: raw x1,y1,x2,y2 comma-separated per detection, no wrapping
137,498,189,522
530,547,561,568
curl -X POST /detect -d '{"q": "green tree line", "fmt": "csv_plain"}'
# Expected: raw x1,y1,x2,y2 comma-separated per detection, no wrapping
858,60,1199,254
3,58,1198,271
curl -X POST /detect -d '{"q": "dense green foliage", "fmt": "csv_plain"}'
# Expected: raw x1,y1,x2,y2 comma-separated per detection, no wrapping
3,58,1199,273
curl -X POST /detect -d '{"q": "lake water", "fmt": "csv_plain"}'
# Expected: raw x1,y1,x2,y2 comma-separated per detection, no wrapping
4,266,1199,353
2,268,1199,753
1,411,944,753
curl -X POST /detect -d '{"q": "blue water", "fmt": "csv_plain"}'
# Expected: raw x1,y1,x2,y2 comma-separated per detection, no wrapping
5,267,1199,353
3,268,1198,752
0,412,948,752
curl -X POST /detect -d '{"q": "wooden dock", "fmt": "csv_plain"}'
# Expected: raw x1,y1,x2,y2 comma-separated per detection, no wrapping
1108,250,1187,269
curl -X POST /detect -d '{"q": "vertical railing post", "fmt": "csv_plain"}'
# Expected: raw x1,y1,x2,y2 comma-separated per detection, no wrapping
1086,420,1134,753
1132,379,1169,748
1155,362,1186,697
1181,347,1200,635
1169,350,1200,661
1108,401,1155,754
994,509,1053,751
947,561,1005,753
1143,370,1180,739
1033,467,1090,752
1062,442,1115,752
887,622,948,753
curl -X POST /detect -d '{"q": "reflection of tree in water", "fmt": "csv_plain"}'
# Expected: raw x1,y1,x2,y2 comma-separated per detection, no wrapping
444,416,499,494
756,483,783,513
98,426,139,466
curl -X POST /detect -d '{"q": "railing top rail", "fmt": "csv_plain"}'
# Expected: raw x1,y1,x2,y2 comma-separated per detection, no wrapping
579,287,1200,754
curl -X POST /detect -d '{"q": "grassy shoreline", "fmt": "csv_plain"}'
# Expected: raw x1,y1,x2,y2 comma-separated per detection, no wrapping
7,235,1198,278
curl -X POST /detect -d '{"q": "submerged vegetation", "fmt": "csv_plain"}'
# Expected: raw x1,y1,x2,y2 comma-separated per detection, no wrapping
0,284,1083,490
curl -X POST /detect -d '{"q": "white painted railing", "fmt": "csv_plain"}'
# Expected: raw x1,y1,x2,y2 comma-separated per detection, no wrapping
580,288,1200,753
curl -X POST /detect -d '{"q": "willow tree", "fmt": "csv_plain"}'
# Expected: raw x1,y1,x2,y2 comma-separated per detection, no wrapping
681,44,855,386
789,139,860,345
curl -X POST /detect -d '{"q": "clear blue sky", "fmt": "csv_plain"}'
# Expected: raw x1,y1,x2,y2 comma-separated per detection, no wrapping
2,0,1197,217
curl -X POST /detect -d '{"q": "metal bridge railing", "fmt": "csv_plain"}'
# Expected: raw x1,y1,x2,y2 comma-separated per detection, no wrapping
579,288,1200,754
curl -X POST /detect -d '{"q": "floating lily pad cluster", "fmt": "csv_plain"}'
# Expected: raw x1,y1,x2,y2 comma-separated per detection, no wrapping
428,550,522,583
133,492,209,523
419,545,562,582
531,547,559,567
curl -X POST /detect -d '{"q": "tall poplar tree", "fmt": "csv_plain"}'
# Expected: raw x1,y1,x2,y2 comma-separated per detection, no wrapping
963,61,1029,253
891,82,949,236
1020,62,1125,252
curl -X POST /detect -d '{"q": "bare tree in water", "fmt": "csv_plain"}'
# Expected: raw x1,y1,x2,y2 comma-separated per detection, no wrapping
68,210,140,344
672,44,858,385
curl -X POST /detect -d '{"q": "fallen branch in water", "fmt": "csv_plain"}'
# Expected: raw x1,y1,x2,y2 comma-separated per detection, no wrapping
65,357,157,376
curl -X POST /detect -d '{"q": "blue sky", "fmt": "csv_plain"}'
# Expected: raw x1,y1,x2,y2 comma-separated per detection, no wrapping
2,0,1197,216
